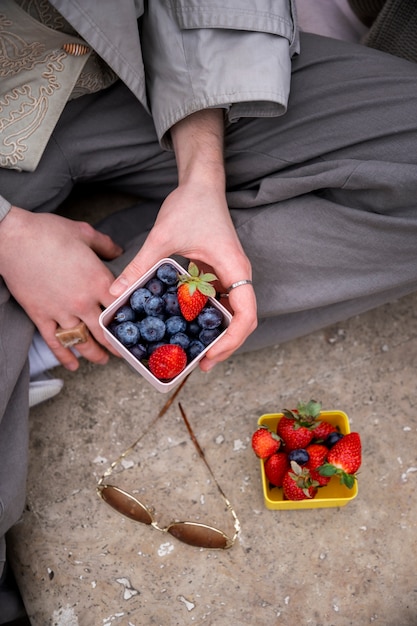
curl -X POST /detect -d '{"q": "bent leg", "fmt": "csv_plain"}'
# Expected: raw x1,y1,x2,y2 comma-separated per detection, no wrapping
0,83,169,587
224,33,417,348
0,280,33,571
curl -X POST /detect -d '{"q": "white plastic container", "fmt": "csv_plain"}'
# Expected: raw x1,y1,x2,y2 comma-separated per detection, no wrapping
99,258,232,392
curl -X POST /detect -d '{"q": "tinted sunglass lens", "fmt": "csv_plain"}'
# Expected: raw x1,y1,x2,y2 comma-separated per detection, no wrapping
167,522,230,549
99,485,153,524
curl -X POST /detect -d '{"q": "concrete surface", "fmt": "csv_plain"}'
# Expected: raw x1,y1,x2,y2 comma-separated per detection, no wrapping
5,4,417,625
7,190,417,625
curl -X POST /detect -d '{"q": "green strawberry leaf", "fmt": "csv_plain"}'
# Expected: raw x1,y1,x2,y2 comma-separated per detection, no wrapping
198,283,216,297
318,463,337,477
187,262,200,277
340,473,356,489
290,460,303,475
298,399,321,419
200,272,218,283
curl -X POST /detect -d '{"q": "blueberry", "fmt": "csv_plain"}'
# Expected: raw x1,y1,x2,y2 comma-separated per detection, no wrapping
198,306,223,329
156,262,178,286
130,287,151,314
170,332,190,350
165,315,187,336
143,295,165,316
107,320,120,335
148,341,166,355
288,449,310,465
325,432,344,449
163,291,181,316
187,339,205,361
139,316,166,342
113,321,141,347
129,343,148,360
199,328,221,346
114,304,136,323
187,320,201,336
145,277,165,296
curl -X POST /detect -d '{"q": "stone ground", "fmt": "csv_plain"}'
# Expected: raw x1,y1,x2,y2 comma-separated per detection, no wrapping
7,192,417,626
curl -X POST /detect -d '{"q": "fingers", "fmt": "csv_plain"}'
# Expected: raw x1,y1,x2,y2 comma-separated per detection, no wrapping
39,308,116,372
200,283,258,370
109,233,165,298
78,221,124,260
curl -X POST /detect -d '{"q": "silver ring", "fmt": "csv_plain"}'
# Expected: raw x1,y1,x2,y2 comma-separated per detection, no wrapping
227,279,253,292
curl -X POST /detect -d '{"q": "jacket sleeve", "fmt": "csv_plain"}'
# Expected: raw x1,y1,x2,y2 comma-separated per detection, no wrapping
141,0,299,149
0,196,11,222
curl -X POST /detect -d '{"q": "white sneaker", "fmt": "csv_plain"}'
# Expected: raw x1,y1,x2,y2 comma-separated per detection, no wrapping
29,376,64,408
29,331,60,378
28,331,67,407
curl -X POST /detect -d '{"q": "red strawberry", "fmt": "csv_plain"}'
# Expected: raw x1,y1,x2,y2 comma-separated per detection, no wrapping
309,468,331,487
305,443,328,470
277,400,322,451
264,452,289,487
305,444,331,486
177,262,217,321
312,419,337,442
277,416,314,451
251,426,281,459
318,432,362,488
148,344,187,380
282,461,319,501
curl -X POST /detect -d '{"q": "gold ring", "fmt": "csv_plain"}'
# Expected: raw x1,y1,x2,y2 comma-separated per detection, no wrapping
55,322,89,348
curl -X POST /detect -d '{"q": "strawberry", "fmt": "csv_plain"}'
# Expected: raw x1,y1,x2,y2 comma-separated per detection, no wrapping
177,262,218,321
305,443,331,487
318,432,362,488
309,468,331,487
276,400,322,451
305,443,328,470
148,344,187,380
251,426,281,459
264,452,289,487
277,416,314,451
282,461,319,500
312,419,337,442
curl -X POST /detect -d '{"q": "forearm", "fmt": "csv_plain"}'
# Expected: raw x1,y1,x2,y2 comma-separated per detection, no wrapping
171,109,226,189
167,108,244,271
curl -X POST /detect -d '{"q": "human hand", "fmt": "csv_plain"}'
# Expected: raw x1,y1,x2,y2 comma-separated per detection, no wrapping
110,181,257,369
0,207,123,370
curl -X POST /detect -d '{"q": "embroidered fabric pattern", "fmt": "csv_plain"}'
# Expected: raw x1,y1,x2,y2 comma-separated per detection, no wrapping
15,0,117,97
0,0,116,171
72,56,118,100
0,0,91,171
15,0,69,33
0,14,67,169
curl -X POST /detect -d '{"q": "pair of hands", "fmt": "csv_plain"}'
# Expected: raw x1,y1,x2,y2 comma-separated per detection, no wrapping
0,109,257,373
0,184,257,373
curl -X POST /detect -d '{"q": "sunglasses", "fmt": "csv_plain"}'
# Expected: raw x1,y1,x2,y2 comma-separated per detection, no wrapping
97,378,240,549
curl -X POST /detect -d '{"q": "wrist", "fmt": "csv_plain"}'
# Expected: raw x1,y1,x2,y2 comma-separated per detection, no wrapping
0,206,28,262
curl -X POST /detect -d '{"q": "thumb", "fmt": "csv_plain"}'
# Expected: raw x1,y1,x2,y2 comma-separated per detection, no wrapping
109,238,167,297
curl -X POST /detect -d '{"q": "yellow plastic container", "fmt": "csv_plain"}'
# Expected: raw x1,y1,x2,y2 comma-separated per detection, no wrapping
258,410,358,510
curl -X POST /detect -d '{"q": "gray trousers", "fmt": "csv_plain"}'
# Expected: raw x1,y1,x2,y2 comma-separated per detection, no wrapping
1,33,417,563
